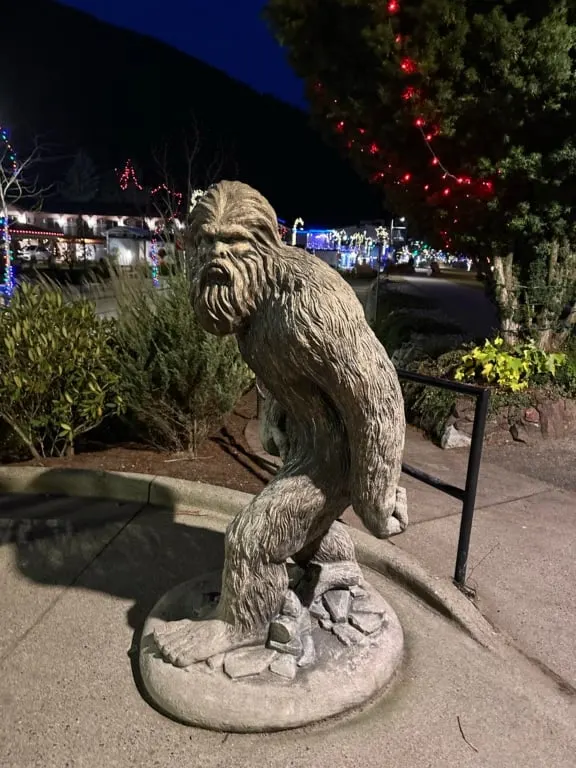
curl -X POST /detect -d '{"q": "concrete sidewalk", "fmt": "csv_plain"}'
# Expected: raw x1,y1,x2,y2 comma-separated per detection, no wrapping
245,419,576,693
0,492,575,767
390,429,576,691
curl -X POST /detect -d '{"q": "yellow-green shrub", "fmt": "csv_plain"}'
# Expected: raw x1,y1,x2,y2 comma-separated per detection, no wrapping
455,336,566,392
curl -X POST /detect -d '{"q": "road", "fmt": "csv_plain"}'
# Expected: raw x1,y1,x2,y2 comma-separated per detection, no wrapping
391,275,499,339
85,276,497,334
350,278,375,306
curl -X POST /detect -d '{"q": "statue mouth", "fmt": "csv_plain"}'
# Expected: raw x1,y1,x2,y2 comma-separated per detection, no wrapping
201,263,231,287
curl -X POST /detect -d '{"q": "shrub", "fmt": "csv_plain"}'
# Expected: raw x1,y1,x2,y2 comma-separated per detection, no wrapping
0,281,123,459
400,349,464,442
552,346,576,398
111,270,254,454
455,337,567,392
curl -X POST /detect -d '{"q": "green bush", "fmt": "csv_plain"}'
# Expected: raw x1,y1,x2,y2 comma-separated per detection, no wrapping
0,282,123,459
552,346,576,397
455,337,566,392
111,270,254,454
400,349,463,442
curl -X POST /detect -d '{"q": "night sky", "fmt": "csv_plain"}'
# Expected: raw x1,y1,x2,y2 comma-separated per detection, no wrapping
59,0,306,108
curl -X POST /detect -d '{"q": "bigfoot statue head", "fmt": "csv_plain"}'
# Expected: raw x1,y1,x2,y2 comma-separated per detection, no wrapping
189,181,283,336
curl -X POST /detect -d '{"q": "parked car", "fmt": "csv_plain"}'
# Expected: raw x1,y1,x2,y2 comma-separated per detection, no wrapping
19,245,51,263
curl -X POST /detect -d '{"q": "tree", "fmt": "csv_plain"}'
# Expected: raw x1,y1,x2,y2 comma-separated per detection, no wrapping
60,149,99,202
265,0,576,348
151,117,226,272
0,126,44,293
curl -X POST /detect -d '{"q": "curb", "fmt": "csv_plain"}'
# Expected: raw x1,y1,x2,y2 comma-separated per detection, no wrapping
0,465,497,649
0,466,253,518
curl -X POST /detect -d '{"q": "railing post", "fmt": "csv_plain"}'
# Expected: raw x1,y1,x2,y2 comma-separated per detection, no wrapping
453,387,490,587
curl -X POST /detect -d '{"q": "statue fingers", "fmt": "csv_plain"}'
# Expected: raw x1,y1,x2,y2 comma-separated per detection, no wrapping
393,486,409,529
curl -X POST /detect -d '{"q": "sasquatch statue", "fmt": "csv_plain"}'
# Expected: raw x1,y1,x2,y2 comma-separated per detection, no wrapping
154,181,408,667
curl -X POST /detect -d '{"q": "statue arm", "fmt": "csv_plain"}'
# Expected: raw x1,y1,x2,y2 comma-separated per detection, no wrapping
304,333,407,538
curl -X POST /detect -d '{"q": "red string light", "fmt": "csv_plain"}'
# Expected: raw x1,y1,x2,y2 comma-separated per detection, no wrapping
400,57,418,74
402,86,420,101
151,184,183,214
117,159,143,191
317,0,495,224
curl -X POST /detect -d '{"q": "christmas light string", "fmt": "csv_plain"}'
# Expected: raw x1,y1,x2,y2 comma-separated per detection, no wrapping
394,1,495,204
117,162,185,216
315,0,495,242
117,159,143,191
149,228,160,287
0,125,19,295
150,183,183,215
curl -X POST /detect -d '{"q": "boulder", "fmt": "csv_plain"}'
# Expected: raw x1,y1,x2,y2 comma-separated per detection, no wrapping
510,422,530,444
441,425,471,450
564,398,576,429
349,612,385,635
270,654,297,680
454,419,475,437
524,407,540,424
323,589,351,623
332,623,365,647
453,397,476,419
537,400,566,439
268,637,303,657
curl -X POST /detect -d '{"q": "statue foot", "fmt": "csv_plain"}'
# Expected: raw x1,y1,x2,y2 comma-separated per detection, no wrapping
153,617,266,668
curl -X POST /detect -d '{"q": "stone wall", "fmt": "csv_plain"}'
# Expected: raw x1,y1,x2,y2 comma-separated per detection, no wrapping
442,395,576,448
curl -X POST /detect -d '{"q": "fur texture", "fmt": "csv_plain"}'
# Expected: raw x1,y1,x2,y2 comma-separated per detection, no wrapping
191,180,407,632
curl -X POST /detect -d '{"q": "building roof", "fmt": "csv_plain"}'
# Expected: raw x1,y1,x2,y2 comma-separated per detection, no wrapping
37,198,158,218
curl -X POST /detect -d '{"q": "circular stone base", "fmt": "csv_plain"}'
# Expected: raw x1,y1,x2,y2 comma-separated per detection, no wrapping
139,571,403,732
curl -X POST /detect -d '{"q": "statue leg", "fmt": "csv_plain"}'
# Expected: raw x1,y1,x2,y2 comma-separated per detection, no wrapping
293,519,363,599
153,472,333,667
293,518,355,563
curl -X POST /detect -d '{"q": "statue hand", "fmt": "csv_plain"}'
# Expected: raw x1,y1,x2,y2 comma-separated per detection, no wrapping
355,486,408,539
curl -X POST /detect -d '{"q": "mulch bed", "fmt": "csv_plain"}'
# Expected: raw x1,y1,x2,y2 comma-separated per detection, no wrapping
11,389,273,495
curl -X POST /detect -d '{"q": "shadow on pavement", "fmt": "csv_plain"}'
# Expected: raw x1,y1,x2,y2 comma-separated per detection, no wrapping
0,469,226,638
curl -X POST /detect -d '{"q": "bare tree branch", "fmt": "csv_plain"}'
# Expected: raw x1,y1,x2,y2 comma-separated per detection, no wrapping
1,135,51,290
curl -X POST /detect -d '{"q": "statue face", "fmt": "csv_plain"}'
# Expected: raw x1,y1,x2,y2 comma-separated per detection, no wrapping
192,223,255,336
189,180,282,337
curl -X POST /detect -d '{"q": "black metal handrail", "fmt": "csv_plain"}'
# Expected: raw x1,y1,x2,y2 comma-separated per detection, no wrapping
397,369,490,587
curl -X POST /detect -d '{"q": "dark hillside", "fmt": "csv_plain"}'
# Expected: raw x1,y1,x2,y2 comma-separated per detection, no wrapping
0,0,383,223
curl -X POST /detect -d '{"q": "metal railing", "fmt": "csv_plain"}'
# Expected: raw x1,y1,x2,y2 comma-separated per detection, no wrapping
397,369,490,588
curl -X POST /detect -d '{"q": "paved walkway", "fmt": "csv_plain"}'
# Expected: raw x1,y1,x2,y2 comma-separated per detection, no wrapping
0,491,575,766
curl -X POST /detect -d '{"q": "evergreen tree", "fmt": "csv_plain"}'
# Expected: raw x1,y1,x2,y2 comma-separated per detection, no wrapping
266,0,576,347
60,149,99,203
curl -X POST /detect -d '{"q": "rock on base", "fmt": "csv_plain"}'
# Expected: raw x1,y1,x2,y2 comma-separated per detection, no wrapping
139,572,403,733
